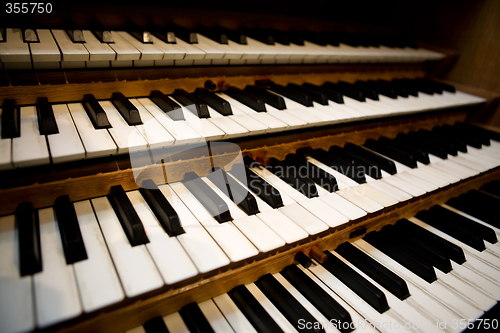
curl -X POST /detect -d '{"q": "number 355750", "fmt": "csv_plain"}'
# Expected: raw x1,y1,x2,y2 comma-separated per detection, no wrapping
6,3,52,13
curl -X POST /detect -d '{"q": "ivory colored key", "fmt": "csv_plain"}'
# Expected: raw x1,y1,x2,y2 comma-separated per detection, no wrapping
136,98,203,145
159,184,231,273
34,208,82,328
0,215,36,333
82,30,116,62
67,103,117,158
206,105,249,139
129,99,175,149
12,106,50,168
91,197,164,297
108,31,141,61
127,190,199,285
117,31,164,60
198,299,236,332
0,29,32,70
163,312,191,333
51,29,89,62
30,29,61,69
46,104,86,163
0,107,13,170
72,200,125,312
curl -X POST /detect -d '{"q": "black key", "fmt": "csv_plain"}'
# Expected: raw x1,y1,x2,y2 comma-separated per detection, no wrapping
83,94,111,129
1,99,20,138
350,81,379,101
295,251,313,268
414,78,440,95
398,132,448,160
111,92,143,125
183,171,232,223
241,27,274,45
336,242,410,300
454,123,487,148
196,25,228,44
22,29,39,43
302,83,344,104
93,30,114,43
376,79,409,98
16,202,42,276
269,84,313,107
430,127,468,153
36,97,59,135
270,28,291,45
207,167,259,215
322,251,390,313
234,158,284,209
225,87,266,112
397,219,466,264
194,88,232,116
285,153,338,192
435,204,497,243
482,180,500,198
389,223,452,273
268,157,318,198
150,90,184,120
392,79,418,97
171,89,210,118
143,316,169,333
228,285,284,333
364,139,417,169
302,30,327,46
428,80,456,93
281,265,354,333
221,27,247,45
322,82,365,102
107,185,149,246
66,29,85,43
54,195,88,264
416,207,486,251
364,80,398,99
417,130,458,156
364,230,438,283
139,179,185,237
288,30,305,46
330,146,382,179
310,148,366,183
244,85,286,110
343,143,397,175
179,303,214,333
129,30,154,44
288,83,328,105
256,274,325,333
469,125,500,143
383,137,430,165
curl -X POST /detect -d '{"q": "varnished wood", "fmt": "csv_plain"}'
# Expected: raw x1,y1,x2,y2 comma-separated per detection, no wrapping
50,166,500,333
0,109,468,216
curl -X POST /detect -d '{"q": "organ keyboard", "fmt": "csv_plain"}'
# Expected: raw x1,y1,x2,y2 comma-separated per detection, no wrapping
1,1,500,332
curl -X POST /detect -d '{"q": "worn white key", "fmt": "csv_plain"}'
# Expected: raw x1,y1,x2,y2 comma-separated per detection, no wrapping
129,99,175,149
34,208,82,328
91,197,164,297
198,299,235,333
136,98,202,145
46,104,86,163
12,106,50,167
127,190,198,285
82,30,116,61
117,31,164,60
30,29,60,69
159,184,230,273
108,31,141,61
207,106,248,139
163,312,190,333
51,29,89,62
0,215,35,333
170,181,258,262
72,200,125,312
213,294,258,333
0,108,13,170
67,103,117,158
99,101,148,154
0,29,31,69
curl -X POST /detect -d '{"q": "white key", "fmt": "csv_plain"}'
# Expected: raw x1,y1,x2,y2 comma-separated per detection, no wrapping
117,31,164,60
136,98,203,145
91,197,164,297
354,239,484,321
12,106,50,167
46,104,86,163
319,192,368,220
150,37,186,60
170,181,259,262
193,33,226,59
364,177,413,202
266,104,309,130
198,299,235,333
67,103,117,158
163,312,190,333
108,31,141,61
206,106,248,139
0,215,35,333
0,107,13,170
127,190,198,285
30,29,60,68
34,208,82,328
381,174,426,197
296,198,349,229
82,30,116,61
72,200,125,312
51,29,89,62
0,29,31,67
279,202,330,234
355,183,399,207
129,99,175,149
212,294,258,333
99,101,148,154
175,38,206,60
159,184,230,273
